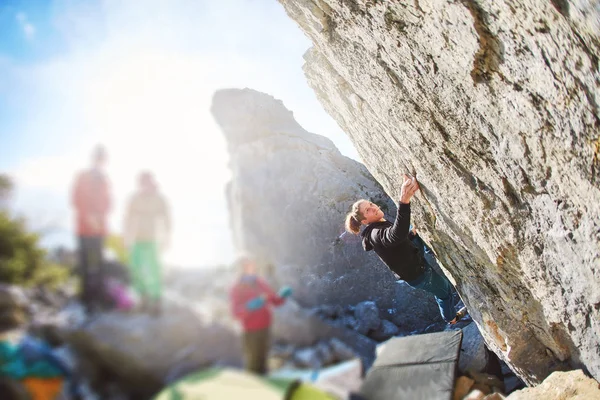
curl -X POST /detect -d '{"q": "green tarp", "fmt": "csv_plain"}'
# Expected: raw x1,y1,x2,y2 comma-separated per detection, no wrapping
153,368,338,400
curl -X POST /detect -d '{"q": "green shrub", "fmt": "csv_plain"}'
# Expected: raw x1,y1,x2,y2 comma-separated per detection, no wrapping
0,211,69,288
29,263,71,289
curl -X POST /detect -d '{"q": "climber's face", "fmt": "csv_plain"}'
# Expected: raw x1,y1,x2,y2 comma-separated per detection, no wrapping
359,201,384,224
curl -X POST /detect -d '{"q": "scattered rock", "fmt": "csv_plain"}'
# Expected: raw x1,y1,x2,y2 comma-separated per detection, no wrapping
464,390,487,400
28,322,65,347
294,347,322,369
338,315,358,330
506,370,600,399
354,301,380,335
483,394,506,400
0,285,28,309
471,383,492,396
454,375,475,400
313,304,345,319
369,320,400,342
329,338,357,362
272,299,338,347
315,340,336,365
0,285,28,331
468,371,505,394
271,343,295,359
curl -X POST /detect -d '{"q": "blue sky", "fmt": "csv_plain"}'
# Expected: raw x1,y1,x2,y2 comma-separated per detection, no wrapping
0,0,358,268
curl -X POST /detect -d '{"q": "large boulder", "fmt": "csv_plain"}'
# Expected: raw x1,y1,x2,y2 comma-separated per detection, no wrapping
278,0,600,384
211,88,440,331
387,281,444,334
65,306,243,398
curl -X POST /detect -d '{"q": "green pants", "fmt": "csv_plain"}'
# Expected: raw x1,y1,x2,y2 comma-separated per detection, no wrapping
243,328,270,375
129,241,162,300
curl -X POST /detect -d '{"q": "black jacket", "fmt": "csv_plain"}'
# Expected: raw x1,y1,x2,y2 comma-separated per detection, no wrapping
361,203,426,282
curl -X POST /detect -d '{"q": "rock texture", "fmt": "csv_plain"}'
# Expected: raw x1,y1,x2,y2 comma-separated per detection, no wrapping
66,306,243,398
278,0,600,385
506,369,600,399
211,88,440,330
458,322,489,375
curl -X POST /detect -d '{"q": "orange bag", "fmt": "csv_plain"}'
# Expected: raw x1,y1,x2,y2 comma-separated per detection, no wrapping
21,377,63,400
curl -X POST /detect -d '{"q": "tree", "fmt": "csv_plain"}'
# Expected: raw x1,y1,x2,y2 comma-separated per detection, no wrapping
0,174,13,208
0,174,12,196
0,175,69,288
0,211,46,284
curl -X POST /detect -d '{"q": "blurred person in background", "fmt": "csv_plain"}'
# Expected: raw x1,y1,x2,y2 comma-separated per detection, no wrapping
229,256,292,375
123,171,171,316
71,145,111,314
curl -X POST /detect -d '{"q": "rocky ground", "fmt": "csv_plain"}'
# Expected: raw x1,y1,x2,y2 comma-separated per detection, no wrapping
1,268,598,399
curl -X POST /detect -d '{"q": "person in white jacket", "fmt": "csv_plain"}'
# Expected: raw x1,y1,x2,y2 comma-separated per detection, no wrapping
123,171,171,315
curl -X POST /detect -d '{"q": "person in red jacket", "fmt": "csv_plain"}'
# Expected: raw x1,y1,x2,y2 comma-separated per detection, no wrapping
71,145,111,313
229,256,292,375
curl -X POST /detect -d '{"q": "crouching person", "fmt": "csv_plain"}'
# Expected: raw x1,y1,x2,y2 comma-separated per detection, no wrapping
229,256,292,375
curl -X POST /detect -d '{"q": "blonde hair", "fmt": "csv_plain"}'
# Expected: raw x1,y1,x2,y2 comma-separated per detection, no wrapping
345,199,368,234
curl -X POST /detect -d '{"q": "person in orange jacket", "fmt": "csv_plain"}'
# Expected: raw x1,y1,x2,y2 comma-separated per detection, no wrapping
71,145,111,313
229,256,292,375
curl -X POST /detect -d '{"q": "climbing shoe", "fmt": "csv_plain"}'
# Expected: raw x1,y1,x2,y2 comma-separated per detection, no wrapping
449,306,468,325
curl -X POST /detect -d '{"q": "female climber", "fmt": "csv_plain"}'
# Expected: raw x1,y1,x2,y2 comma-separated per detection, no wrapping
344,174,467,324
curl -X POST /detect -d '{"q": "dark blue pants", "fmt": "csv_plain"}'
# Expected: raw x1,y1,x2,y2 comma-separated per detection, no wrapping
406,261,456,322
78,236,106,310
406,235,456,322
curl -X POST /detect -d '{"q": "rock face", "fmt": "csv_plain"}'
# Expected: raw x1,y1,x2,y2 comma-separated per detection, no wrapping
277,0,600,385
211,88,440,328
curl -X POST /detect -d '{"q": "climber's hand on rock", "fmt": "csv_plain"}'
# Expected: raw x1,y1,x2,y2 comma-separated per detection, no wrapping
400,174,419,204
